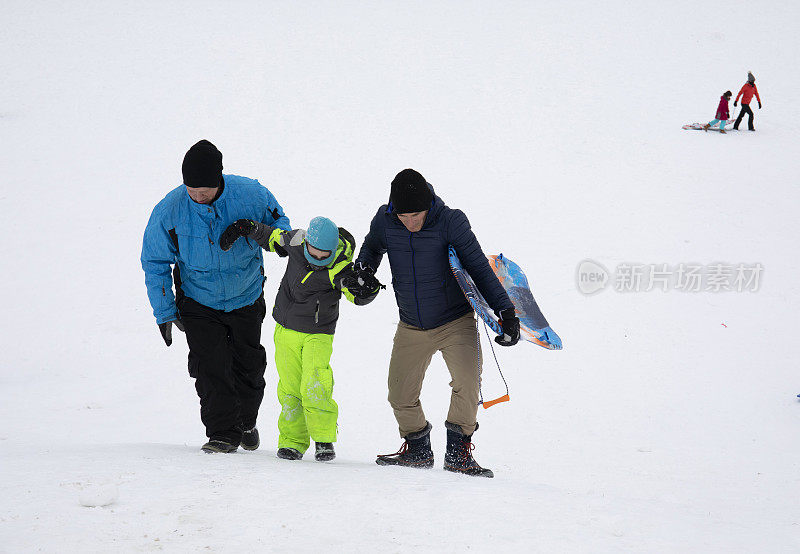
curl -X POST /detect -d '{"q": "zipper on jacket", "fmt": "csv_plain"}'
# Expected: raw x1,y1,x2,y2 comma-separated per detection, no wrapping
314,300,320,324
410,234,424,329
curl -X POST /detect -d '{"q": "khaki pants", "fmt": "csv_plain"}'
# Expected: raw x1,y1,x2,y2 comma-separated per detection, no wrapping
388,312,482,437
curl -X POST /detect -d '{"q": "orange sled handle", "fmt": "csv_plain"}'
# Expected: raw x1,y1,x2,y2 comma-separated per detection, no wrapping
480,394,510,409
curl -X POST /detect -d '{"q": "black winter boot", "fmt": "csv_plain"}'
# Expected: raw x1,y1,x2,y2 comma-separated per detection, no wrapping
241,426,260,451
376,421,434,468
277,447,303,460
201,440,238,454
315,442,336,462
443,421,493,478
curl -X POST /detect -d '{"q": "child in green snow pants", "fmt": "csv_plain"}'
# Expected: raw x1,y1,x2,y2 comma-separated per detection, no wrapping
274,324,338,451
218,215,380,459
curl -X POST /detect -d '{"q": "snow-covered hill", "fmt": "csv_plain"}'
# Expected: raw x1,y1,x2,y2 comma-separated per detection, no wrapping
2,2,799,551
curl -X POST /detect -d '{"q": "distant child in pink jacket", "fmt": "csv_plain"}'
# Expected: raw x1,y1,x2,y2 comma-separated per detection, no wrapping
704,91,732,133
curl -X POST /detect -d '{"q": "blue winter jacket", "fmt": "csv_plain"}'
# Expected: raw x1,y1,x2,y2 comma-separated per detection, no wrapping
356,187,513,330
141,174,291,323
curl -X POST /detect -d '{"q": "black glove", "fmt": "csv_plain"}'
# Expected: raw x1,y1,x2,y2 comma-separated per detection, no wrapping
758,102,762,109
733,101,737,107
495,308,520,347
158,318,185,347
342,262,385,298
273,244,289,257
220,219,258,251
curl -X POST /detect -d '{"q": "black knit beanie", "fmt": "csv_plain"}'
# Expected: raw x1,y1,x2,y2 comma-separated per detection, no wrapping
389,169,433,214
182,140,223,188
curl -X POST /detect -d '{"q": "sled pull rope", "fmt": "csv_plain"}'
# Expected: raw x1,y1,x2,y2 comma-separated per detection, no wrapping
478,318,510,409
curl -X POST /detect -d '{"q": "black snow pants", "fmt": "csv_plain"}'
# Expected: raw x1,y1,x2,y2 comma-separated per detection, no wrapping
734,103,755,131
179,295,267,445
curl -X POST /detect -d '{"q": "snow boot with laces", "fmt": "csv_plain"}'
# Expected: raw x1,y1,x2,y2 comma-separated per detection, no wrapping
376,421,434,468
443,421,493,478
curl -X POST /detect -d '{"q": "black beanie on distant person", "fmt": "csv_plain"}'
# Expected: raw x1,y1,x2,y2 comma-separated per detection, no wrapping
389,169,433,214
182,140,223,188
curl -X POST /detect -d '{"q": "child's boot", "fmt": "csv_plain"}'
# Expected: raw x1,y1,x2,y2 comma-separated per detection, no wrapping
315,442,336,461
277,447,303,460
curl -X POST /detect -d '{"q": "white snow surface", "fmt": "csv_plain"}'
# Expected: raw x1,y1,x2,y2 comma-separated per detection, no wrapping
2,2,799,552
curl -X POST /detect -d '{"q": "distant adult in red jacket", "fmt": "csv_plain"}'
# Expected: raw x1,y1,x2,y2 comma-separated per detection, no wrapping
704,91,732,133
733,71,762,131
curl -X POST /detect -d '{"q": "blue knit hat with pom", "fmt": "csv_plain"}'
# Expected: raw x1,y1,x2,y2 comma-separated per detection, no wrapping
304,216,339,267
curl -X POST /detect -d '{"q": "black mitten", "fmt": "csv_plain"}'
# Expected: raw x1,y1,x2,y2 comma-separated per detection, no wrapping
220,219,258,251
158,318,185,347
342,262,385,298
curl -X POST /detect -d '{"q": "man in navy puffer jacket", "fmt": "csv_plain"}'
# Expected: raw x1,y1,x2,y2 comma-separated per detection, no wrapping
354,168,519,477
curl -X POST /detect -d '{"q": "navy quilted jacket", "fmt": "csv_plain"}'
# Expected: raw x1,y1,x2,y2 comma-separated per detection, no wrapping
356,186,513,330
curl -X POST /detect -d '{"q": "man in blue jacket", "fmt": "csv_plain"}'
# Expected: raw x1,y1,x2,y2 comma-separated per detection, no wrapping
141,140,291,453
351,168,520,477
